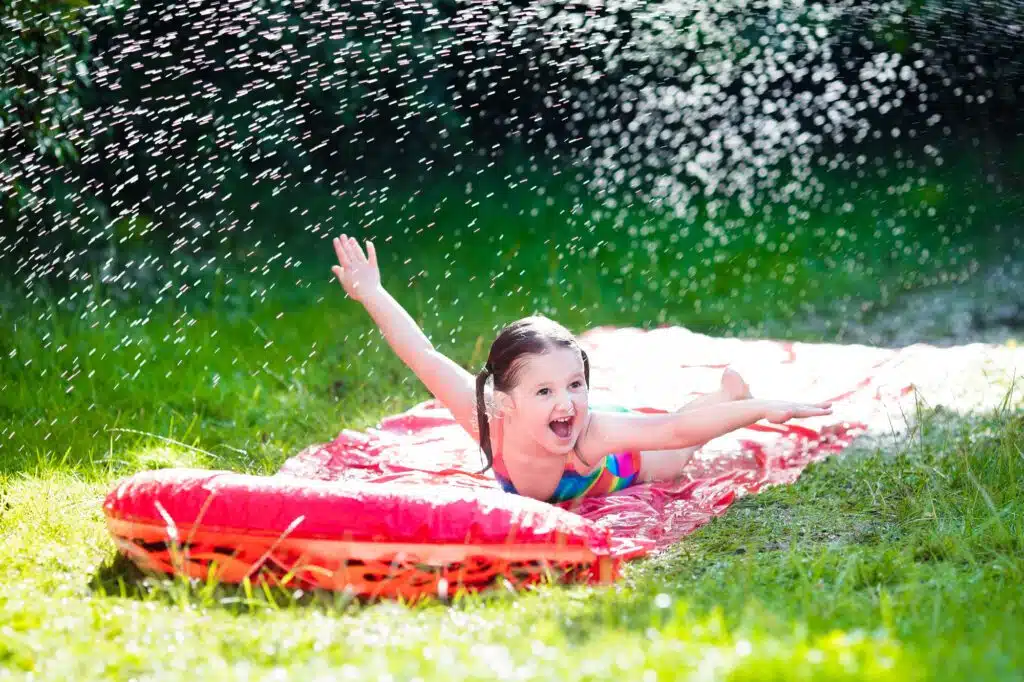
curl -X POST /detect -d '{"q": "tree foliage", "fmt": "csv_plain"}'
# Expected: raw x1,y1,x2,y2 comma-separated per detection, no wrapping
1,0,1021,296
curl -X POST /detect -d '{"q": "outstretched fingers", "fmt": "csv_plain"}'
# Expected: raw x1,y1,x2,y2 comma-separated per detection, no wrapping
333,236,350,268
765,400,834,424
366,240,377,268
331,234,380,298
801,402,833,416
342,234,357,262
344,234,373,265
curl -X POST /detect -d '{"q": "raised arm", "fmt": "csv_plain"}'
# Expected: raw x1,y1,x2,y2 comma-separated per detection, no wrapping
331,235,480,440
583,399,833,456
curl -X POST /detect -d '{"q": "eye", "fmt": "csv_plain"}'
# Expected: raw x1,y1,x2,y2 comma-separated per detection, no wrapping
570,380,583,389
536,388,550,396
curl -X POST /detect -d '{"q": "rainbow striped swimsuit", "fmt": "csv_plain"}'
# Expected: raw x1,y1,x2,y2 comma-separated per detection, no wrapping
492,405,644,504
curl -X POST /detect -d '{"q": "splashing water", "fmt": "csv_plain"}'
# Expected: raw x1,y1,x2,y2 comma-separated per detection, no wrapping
1,0,1022,462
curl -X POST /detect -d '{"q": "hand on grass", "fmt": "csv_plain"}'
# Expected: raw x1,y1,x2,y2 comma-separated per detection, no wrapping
761,400,833,424
332,234,380,303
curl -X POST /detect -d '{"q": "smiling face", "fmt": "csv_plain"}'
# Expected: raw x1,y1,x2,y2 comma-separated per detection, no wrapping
501,346,590,456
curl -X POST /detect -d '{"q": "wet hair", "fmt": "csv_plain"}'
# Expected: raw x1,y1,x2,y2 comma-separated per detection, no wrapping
475,316,590,473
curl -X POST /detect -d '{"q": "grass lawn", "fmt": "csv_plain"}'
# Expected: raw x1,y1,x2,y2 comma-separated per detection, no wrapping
1,154,1022,680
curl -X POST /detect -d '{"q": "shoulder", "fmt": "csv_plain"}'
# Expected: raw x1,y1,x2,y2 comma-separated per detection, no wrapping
575,409,625,462
579,407,682,457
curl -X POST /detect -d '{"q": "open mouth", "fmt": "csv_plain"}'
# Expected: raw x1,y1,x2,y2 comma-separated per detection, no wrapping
549,416,573,439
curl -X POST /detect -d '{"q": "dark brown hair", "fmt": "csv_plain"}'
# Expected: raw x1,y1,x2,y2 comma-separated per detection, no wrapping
475,316,590,473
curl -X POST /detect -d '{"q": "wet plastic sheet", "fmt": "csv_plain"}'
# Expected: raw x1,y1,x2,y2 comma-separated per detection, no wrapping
281,326,1006,560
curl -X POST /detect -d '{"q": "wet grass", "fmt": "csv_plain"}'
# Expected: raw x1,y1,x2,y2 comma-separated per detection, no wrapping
0,151,1022,679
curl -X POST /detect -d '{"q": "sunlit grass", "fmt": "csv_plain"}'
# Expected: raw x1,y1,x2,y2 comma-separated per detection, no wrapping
0,399,1020,679
3,151,1019,474
1,154,1022,679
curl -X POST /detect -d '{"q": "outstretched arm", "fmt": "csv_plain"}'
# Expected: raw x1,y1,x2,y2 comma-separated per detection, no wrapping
331,235,480,439
584,398,833,456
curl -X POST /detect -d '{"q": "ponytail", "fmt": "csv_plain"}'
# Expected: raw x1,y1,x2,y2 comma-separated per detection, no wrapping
476,365,493,473
581,348,590,387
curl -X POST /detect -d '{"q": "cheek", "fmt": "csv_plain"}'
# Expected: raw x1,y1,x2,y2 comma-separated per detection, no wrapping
523,400,552,426
507,393,543,422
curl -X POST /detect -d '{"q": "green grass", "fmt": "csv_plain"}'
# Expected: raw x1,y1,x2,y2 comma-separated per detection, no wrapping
3,147,1020,474
0,399,1021,679
1,150,1023,679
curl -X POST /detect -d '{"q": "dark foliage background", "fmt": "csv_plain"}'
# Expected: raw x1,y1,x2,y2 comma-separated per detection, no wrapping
2,0,1022,300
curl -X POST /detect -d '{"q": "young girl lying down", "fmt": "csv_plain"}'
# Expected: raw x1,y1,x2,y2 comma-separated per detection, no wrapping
331,234,832,505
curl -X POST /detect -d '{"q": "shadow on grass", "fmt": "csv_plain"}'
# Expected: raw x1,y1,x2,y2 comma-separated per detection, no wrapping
88,550,380,614
87,546,532,614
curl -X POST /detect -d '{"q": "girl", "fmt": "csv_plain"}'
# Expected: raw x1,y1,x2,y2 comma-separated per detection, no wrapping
331,234,832,505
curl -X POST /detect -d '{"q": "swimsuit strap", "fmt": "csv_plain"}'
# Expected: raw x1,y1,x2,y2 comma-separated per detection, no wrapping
492,470,518,495
490,445,519,494
572,441,591,468
571,403,632,469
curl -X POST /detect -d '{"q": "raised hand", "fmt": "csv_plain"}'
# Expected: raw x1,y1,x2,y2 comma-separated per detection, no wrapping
762,400,833,424
331,234,380,303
